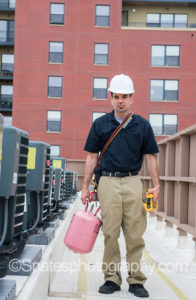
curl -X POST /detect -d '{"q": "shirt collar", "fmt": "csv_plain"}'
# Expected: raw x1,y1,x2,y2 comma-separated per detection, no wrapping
106,110,138,128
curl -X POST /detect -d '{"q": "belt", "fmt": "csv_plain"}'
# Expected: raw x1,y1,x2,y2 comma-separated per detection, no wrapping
100,171,138,177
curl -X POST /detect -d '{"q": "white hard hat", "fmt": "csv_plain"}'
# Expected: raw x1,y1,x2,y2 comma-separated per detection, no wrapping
108,74,135,94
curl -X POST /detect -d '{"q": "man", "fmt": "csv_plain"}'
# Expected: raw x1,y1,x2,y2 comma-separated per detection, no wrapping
81,74,160,298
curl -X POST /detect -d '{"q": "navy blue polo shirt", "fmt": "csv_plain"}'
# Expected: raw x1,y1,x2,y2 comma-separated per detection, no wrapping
84,111,159,173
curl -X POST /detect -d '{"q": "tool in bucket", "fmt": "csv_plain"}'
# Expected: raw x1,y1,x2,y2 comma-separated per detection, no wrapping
143,188,158,212
64,201,102,253
91,112,133,202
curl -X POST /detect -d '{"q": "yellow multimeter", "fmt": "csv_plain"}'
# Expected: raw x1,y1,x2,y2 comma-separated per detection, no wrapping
143,189,158,212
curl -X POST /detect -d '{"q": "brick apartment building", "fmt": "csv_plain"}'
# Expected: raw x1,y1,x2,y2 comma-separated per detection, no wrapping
12,0,196,160
0,0,15,125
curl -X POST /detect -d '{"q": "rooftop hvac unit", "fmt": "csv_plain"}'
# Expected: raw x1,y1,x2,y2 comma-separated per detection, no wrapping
73,172,78,195
50,156,67,171
64,171,75,201
48,166,55,212
0,125,29,278
53,168,63,208
50,157,67,198
23,141,50,232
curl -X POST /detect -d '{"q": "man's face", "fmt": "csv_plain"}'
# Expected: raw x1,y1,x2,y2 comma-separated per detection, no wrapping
111,93,133,115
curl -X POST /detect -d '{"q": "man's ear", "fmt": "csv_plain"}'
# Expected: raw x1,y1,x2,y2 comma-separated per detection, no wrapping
130,94,134,104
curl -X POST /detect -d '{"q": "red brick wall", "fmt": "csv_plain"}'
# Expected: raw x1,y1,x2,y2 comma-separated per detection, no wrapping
13,0,196,159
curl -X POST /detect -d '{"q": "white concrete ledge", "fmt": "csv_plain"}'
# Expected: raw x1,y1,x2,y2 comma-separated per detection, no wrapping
13,196,79,300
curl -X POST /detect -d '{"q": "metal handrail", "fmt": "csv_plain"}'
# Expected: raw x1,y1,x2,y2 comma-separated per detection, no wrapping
122,22,196,28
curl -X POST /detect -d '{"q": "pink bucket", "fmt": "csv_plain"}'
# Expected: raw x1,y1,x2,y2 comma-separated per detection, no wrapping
64,202,102,254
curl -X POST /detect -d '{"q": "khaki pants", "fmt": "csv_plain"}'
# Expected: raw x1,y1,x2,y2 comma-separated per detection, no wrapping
97,175,147,286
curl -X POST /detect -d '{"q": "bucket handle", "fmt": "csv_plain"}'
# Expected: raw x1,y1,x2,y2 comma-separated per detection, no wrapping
85,201,100,216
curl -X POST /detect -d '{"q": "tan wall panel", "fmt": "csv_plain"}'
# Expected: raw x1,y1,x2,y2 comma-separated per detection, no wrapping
67,160,86,190
179,182,188,224
174,182,180,219
180,136,189,177
175,140,181,177
165,141,175,176
165,181,174,216
188,183,196,227
158,145,165,176
158,180,164,212
189,133,196,177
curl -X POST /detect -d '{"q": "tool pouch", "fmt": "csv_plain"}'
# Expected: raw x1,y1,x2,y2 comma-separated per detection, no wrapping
94,166,101,186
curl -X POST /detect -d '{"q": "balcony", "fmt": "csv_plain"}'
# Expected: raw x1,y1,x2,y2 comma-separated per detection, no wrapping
0,31,14,45
122,1,196,30
0,0,15,11
0,94,12,111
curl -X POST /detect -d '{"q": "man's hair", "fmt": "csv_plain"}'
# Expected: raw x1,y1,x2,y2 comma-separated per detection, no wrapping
111,92,132,98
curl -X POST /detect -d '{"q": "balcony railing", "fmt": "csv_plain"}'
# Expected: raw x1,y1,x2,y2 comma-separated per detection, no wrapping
0,31,14,44
0,1,15,9
140,123,196,238
0,95,12,111
122,22,196,28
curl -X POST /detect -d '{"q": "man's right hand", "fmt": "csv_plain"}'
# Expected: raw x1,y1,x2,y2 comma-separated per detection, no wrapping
81,187,90,204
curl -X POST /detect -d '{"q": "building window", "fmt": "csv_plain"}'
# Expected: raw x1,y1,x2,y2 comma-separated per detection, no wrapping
150,80,178,101
47,111,61,132
151,45,179,67
49,42,63,63
1,85,13,101
92,112,106,122
9,0,15,9
95,5,110,26
50,145,60,156
0,20,14,43
0,0,15,9
0,85,13,110
94,43,109,65
147,13,187,28
1,54,14,73
149,114,177,135
48,76,62,98
50,3,64,25
93,78,107,99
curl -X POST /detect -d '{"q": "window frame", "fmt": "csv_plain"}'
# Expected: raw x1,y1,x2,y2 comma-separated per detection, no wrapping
48,41,64,63
151,45,180,67
1,53,14,73
95,5,110,27
146,13,188,28
0,19,14,43
48,76,63,98
50,145,61,156
50,3,65,25
47,110,62,132
92,112,106,122
93,77,108,100
150,79,179,101
94,43,109,65
149,113,178,136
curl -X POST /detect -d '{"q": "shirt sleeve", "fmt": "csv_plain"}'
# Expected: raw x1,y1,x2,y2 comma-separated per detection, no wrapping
84,121,101,153
142,121,159,154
